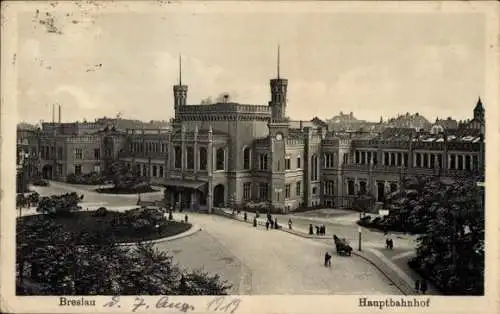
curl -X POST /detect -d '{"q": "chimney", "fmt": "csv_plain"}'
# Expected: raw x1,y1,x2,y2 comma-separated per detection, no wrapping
52,104,55,123
58,105,61,123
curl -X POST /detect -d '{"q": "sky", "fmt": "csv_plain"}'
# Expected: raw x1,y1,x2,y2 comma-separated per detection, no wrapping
15,2,489,124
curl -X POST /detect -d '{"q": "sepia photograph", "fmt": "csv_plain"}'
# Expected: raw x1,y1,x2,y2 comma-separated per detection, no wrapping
1,1,498,313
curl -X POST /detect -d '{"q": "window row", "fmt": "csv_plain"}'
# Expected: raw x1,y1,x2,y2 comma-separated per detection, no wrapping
129,141,168,154
242,181,302,201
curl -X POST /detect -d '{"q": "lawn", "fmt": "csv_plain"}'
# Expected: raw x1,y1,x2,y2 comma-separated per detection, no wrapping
18,210,191,244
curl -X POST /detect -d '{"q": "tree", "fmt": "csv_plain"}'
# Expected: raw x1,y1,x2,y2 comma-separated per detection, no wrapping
16,218,232,295
105,160,144,190
408,176,485,295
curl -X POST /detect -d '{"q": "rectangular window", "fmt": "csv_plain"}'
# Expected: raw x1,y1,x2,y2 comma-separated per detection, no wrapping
74,164,82,175
57,147,63,160
355,151,360,164
199,147,207,170
243,182,251,201
343,153,350,165
397,153,402,166
430,154,436,168
93,164,101,173
94,148,100,160
296,181,301,196
347,180,355,195
174,146,182,168
285,157,291,170
437,154,442,168
450,154,456,169
186,147,194,169
415,153,421,167
74,148,83,160
403,153,408,167
285,184,291,199
258,183,268,200
259,154,268,170
297,156,301,168
423,154,429,168
472,155,478,170
159,165,164,177
457,155,464,170
384,152,389,166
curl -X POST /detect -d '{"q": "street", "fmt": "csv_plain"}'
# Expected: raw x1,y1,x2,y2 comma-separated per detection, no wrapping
26,181,403,295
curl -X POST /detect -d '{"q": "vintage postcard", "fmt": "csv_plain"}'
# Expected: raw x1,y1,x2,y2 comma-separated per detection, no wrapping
1,1,499,313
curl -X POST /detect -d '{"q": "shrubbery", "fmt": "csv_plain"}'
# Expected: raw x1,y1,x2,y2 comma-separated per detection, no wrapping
16,217,231,295
36,192,83,216
66,172,105,185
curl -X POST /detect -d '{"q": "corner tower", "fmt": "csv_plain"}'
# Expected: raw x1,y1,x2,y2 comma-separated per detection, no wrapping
173,55,188,119
473,96,485,123
269,46,288,121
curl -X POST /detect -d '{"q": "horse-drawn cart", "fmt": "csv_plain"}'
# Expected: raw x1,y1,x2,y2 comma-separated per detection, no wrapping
333,235,353,256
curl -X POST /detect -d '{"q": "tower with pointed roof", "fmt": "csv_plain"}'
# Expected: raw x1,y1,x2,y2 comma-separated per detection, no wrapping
173,55,188,119
473,97,485,123
269,45,288,121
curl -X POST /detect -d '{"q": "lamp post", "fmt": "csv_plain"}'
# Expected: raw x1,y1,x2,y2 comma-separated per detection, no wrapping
358,226,362,251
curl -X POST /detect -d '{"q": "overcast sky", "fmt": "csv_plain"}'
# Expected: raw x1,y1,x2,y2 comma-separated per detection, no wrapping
15,2,489,124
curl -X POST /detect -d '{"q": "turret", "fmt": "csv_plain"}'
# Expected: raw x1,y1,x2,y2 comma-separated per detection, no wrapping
173,55,188,118
473,97,485,123
269,45,288,121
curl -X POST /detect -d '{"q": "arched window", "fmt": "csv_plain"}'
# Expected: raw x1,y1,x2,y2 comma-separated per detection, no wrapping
216,148,225,171
159,165,164,177
199,147,207,170
152,165,158,177
243,147,251,170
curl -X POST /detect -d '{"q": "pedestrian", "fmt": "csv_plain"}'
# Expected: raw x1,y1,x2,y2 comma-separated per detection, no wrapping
244,212,247,221
274,217,278,229
265,221,270,230
420,280,428,294
309,224,314,235
315,226,320,235
385,238,390,249
322,225,326,235
184,214,188,223
288,218,292,230
324,252,332,267
253,217,257,227
168,211,173,220
414,280,420,293
389,238,394,250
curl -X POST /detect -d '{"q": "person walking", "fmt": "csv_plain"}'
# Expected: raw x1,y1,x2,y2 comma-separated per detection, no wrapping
253,217,257,227
420,280,428,294
414,280,421,294
244,212,247,221
288,218,293,230
274,217,278,229
309,224,314,235
324,252,332,267
184,214,188,223
265,221,270,230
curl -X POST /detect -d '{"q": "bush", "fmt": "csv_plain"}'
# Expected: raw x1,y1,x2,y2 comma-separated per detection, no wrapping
93,207,108,217
32,180,49,187
67,172,105,185
36,192,83,216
